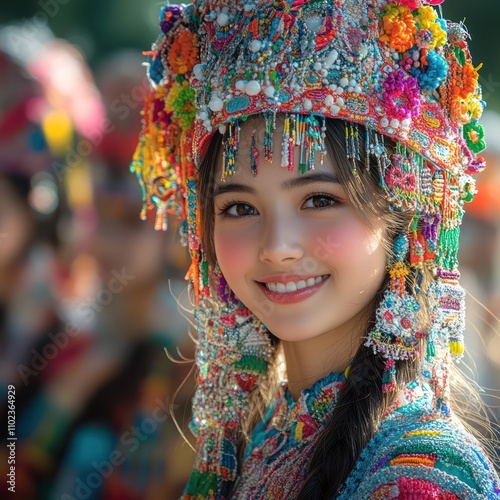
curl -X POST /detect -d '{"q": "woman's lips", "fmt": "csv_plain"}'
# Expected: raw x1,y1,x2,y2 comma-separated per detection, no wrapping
256,275,330,305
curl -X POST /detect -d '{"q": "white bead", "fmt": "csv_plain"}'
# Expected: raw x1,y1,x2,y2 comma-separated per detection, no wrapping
359,44,368,58
336,86,344,94
355,85,362,93
390,118,400,128
336,97,344,107
198,111,208,120
208,97,223,112
325,94,334,106
314,62,322,71
331,105,340,115
324,49,338,68
303,98,313,111
402,118,411,128
349,79,356,87
305,16,323,32
380,117,389,127
235,80,246,91
264,85,275,97
329,84,337,92
347,86,354,93
204,119,212,129
320,69,328,77
217,12,229,26
219,124,227,134
193,64,204,78
245,80,261,96
249,40,262,53
339,77,349,87
244,4,252,11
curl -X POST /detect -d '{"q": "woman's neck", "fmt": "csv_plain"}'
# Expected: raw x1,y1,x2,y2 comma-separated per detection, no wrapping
282,316,366,400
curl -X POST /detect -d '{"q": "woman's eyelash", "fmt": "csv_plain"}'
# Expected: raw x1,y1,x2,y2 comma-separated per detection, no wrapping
216,192,342,218
302,192,342,209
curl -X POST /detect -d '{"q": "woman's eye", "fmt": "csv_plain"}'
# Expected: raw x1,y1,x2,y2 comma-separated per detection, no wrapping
303,194,338,209
220,203,257,218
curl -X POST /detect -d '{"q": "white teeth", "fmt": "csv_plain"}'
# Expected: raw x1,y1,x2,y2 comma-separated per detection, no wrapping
297,280,307,290
264,275,328,293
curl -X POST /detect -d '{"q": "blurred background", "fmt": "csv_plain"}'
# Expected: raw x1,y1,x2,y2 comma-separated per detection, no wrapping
0,1,499,499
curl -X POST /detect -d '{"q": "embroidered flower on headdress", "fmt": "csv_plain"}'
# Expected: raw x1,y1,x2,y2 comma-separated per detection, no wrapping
382,70,421,121
463,121,485,153
168,29,199,75
380,4,417,52
467,95,484,121
450,96,469,124
416,6,447,49
164,81,181,114
410,49,448,90
454,59,480,100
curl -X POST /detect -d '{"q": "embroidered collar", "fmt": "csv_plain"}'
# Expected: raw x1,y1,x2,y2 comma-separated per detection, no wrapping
266,371,347,443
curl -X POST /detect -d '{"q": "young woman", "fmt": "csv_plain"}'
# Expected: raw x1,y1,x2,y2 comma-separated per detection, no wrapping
131,0,500,497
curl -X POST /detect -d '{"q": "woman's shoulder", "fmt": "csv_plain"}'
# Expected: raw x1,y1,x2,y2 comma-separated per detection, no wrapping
339,402,500,499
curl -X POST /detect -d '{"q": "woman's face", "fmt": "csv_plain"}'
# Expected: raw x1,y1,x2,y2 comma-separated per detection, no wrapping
213,118,387,345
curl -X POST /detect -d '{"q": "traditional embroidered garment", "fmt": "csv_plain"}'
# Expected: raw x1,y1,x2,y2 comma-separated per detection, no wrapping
129,1,498,497
232,372,500,499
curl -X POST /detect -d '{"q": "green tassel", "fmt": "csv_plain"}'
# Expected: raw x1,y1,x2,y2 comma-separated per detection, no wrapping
426,341,436,359
438,226,461,270
185,470,219,496
233,354,268,375
201,258,209,288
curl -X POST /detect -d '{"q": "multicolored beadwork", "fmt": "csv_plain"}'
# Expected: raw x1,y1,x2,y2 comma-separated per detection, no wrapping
129,0,488,497
366,233,423,392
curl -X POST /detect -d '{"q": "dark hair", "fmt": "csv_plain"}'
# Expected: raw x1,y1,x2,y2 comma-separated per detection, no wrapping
198,117,427,497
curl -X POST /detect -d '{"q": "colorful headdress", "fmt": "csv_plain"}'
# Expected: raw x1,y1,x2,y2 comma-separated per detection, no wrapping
130,0,486,497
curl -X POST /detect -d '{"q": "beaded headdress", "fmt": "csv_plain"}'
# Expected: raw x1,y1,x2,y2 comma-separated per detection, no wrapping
130,0,486,497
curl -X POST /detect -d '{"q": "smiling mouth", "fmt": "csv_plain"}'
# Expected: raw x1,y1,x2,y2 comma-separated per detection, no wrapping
259,274,330,294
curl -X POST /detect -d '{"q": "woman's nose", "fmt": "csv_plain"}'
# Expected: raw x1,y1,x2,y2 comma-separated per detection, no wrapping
258,212,304,264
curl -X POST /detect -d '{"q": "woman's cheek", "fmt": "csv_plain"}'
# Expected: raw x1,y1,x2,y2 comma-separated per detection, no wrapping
310,220,373,262
214,227,254,273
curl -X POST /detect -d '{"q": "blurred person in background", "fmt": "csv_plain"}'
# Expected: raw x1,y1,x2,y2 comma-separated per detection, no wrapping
41,50,196,500
2,26,196,498
0,25,83,498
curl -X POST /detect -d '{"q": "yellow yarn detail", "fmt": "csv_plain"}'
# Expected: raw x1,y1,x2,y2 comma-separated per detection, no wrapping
403,429,442,438
294,422,304,442
449,341,464,356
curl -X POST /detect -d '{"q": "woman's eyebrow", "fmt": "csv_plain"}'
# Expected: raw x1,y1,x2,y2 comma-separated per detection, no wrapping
213,171,340,197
